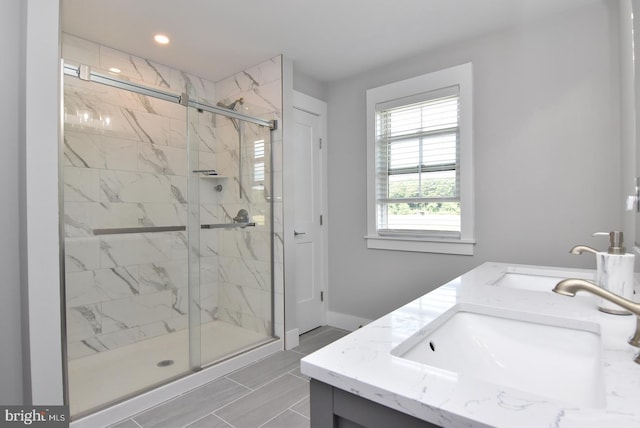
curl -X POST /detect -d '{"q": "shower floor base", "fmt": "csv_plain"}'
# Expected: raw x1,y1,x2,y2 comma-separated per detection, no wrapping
68,320,272,416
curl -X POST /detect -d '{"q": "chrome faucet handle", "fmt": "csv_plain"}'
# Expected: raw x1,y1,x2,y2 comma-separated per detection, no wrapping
553,278,640,362
233,209,249,223
569,245,598,255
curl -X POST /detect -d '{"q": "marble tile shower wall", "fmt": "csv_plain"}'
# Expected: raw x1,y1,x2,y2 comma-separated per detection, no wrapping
214,57,283,337
62,34,284,360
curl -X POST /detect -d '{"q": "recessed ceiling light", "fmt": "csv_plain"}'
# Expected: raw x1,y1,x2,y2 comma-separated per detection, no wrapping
109,67,121,74
154,34,170,45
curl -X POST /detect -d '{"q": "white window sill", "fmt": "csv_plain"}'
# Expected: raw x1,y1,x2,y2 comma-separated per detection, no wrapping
365,235,475,255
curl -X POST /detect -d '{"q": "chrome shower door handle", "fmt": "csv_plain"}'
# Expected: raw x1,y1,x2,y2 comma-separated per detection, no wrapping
294,230,306,236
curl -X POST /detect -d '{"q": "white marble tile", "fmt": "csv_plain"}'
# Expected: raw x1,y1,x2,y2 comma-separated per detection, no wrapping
146,96,185,122
63,131,101,168
199,203,220,224
64,167,101,202
94,266,140,299
64,202,100,237
67,305,102,342
199,257,218,285
170,118,187,148
62,38,283,354
101,290,175,333
92,327,141,351
244,56,282,86
123,108,174,146
66,270,105,307
194,115,218,153
65,201,145,235
62,33,100,67
138,142,188,176
100,170,173,203
169,231,189,260
100,233,173,268
199,230,219,257
166,314,189,332
169,175,189,204
64,130,139,171
170,287,189,316
185,72,217,105
99,46,173,90
218,282,268,321
66,340,100,360
138,259,189,293
65,236,101,272
65,87,151,143
218,256,270,291
139,319,182,340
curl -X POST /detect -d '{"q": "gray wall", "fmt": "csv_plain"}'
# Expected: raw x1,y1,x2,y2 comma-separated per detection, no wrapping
293,68,328,102
326,2,622,320
1,0,24,405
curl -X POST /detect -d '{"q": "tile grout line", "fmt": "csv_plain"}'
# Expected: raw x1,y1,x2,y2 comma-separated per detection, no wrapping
288,407,310,421
212,412,236,428
212,371,298,417
289,394,310,408
287,393,311,420
287,369,309,382
255,407,291,428
128,418,144,428
224,374,258,392
179,411,228,428
115,328,348,428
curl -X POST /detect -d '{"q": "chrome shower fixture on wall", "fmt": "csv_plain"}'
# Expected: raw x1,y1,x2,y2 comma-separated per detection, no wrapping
216,97,245,131
216,97,244,111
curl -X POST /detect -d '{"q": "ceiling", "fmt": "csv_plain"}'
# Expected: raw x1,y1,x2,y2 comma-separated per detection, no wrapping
62,0,601,84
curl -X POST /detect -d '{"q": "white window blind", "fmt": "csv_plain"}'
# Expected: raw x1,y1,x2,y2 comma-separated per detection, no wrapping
253,139,265,189
375,86,461,237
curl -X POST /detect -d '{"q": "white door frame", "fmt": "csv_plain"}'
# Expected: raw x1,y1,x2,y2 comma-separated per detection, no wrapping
284,91,328,348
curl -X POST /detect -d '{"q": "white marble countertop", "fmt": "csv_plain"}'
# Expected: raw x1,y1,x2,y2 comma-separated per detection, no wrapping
300,262,640,428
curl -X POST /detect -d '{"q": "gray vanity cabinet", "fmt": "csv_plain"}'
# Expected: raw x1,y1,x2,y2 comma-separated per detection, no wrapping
310,379,441,428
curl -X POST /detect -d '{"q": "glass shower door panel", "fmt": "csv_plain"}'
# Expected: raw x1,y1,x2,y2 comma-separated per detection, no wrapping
192,109,275,366
63,75,192,416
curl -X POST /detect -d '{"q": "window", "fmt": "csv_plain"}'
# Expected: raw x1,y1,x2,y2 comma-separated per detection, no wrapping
366,63,474,255
253,139,265,188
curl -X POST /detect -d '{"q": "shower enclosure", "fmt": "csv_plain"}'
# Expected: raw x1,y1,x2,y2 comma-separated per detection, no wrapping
62,62,277,417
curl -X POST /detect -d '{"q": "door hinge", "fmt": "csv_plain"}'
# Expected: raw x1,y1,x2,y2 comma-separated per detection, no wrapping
320,214,323,226
320,291,324,302
319,138,323,149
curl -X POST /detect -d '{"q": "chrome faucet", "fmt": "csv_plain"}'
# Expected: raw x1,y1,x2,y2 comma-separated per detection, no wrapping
569,245,599,255
553,278,640,364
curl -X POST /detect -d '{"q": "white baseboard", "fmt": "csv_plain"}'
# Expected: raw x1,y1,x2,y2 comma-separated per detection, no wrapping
285,328,299,349
326,311,373,331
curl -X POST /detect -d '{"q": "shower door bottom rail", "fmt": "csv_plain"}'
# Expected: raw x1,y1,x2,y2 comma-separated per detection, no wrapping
93,223,256,235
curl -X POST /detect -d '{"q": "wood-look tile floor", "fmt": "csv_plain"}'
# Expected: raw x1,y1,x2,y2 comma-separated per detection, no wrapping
108,326,349,428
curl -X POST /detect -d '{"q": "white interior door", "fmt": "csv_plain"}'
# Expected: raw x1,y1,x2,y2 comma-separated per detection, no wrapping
293,107,323,334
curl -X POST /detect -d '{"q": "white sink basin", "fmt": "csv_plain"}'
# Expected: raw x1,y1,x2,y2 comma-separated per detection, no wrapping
392,308,605,408
491,266,595,292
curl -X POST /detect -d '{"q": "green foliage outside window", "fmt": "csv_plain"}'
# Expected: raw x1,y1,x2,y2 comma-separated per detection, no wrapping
387,177,459,215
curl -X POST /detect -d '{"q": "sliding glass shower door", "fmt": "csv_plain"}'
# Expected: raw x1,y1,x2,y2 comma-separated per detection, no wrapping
62,66,275,418
187,106,274,367
63,73,194,416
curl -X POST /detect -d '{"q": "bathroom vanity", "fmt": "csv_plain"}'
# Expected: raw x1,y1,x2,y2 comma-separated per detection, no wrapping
300,263,640,428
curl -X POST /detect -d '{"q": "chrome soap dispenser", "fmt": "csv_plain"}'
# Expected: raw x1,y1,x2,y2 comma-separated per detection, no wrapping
593,231,635,315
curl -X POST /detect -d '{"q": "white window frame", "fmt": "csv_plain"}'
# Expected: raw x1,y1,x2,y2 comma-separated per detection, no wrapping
365,63,475,255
